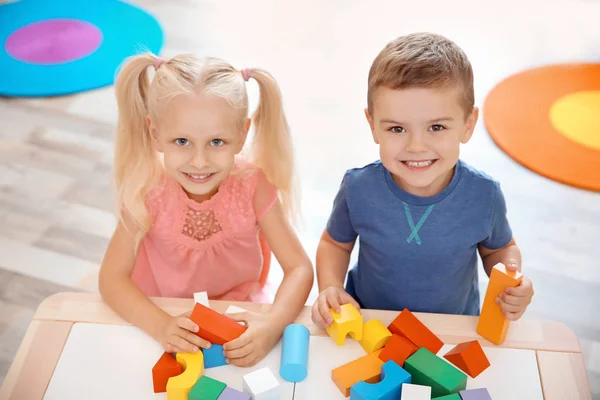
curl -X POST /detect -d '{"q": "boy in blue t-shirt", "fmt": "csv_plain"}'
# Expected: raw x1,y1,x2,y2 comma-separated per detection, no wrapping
311,32,534,329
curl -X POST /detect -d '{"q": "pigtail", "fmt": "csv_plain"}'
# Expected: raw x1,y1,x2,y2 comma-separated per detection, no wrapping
246,68,298,222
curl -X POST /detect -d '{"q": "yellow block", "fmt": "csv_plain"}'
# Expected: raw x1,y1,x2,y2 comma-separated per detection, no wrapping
166,351,205,400
550,90,600,150
359,319,392,353
327,303,363,345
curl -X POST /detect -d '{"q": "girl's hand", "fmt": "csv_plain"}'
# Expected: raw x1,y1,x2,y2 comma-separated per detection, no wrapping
159,311,212,354
222,311,284,367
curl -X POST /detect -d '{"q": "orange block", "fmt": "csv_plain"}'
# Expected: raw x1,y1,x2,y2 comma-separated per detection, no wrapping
476,263,523,345
379,334,418,367
331,350,384,396
387,309,443,354
443,340,490,378
152,352,183,393
190,303,247,345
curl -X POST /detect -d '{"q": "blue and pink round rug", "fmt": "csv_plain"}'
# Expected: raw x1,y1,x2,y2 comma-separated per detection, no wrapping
0,0,164,97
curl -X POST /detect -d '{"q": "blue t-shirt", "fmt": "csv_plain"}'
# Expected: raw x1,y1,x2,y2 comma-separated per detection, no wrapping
326,159,513,316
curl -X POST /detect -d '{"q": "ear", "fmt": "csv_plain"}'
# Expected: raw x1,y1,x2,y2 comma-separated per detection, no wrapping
365,108,379,144
460,106,479,144
147,116,164,152
236,117,251,154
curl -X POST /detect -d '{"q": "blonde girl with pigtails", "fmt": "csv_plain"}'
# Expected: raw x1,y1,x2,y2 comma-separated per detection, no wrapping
99,53,314,367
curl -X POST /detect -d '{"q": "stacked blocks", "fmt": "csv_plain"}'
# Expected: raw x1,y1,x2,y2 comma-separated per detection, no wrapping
379,334,418,367
327,303,364,345
189,375,226,400
459,388,492,400
152,352,183,393
359,319,392,354
332,350,384,396
388,308,444,354
404,348,467,398
167,351,205,400
443,341,490,378
202,344,227,369
190,302,247,345
350,360,411,400
242,367,280,399
280,323,310,382
476,263,523,345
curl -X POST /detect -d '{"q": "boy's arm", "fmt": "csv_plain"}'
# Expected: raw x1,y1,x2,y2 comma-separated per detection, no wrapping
478,237,521,277
316,230,355,291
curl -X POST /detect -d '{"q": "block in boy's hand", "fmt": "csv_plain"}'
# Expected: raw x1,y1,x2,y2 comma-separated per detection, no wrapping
190,302,247,345
326,303,363,345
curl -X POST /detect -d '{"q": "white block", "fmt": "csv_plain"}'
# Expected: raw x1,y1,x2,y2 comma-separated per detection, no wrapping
401,383,431,399
193,291,209,307
225,305,247,314
242,367,280,399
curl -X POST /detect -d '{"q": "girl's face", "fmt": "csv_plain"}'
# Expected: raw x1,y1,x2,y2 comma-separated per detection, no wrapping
149,91,249,202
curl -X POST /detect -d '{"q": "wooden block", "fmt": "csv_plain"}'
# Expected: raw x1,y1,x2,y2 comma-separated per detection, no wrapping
432,394,461,400
443,340,490,378
404,348,467,398
194,291,209,307
350,360,411,399
327,303,363,345
359,319,392,354
379,334,418,367
476,263,523,345
459,388,492,400
331,349,384,397
152,352,183,393
387,309,443,354
189,375,226,400
217,387,252,400
242,367,280,399
401,383,431,399
166,351,205,400
202,344,227,369
190,302,247,345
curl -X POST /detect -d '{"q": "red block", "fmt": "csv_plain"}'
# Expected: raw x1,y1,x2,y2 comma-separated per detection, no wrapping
379,334,418,367
444,340,490,378
387,308,444,354
190,302,247,345
152,352,182,393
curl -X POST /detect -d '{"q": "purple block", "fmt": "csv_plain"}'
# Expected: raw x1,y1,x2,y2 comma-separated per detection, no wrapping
459,388,492,400
217,387,251,400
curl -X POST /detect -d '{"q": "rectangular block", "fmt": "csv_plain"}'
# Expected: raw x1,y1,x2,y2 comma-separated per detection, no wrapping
331,350,384,396
388,308,443,354
202,344,227,369
189,375,226,400
405,348,467,398
401,383,431,399
242,367,280,399
379,334,418,367
190,302,247,345
433,394,461,400
476,263,523,345
459,388,492,400
217,387,252,400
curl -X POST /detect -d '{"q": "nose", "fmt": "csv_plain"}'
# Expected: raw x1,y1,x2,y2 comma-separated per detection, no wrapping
190,148,210,169
405,132,428,153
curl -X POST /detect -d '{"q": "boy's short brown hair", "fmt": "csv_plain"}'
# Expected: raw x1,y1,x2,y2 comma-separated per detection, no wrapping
367,32,474,117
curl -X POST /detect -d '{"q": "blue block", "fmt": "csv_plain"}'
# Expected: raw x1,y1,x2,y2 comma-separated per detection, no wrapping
279,324,310,382
350,360,411,400
202,344,227,369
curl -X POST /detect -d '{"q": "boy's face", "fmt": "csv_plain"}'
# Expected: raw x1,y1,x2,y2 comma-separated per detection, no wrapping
366,85,478,197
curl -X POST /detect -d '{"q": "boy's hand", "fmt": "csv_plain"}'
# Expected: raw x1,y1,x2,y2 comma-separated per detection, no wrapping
496,265,534,321
222,311,284,367
311,286,361,330
159,311,211,354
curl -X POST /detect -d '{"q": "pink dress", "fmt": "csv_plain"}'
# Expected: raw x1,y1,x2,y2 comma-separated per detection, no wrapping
131,160,277,302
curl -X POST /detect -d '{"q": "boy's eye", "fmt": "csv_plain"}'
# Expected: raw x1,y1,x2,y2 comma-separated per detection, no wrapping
390,126,406,134
430,124,446,132
175,138,190,146
210,139,225,147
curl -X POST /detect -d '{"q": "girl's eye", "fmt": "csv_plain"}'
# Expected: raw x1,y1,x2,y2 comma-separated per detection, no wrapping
430,124,446,132
175,138,190,146
210,139,224,147
390,126,406,134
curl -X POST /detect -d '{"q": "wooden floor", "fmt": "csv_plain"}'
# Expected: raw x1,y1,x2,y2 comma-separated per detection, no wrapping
1,0,599,397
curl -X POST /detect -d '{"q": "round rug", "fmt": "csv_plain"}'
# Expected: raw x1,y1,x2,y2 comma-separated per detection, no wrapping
483,63,600,192
0,0,163,97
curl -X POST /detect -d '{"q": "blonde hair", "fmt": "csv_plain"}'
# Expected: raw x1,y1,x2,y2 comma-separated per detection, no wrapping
367,32,474,117
113,53,296,247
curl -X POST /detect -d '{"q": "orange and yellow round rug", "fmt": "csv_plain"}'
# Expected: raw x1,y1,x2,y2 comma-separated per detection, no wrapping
483,63,600,192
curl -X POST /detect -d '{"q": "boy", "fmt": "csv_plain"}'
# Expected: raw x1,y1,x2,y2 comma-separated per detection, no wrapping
311,32,534,329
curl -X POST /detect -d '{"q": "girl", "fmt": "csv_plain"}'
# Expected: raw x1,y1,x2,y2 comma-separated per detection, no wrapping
99,53,314,368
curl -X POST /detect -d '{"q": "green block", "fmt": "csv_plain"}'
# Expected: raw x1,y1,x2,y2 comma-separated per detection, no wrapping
433,394,462,400
405,348,467,398
189,375,226,400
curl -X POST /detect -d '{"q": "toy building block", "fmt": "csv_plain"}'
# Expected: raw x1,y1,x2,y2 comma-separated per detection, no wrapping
194,291,209,307
443,341,490,378
476,263,523,345
202,344,227,369
331,350,384,397
459,388,492,400
152,352,183,393
327,303,363,345
379,334,418,367
404,348,466,398
401,383,431,399
280,323,310,382
191,302,247,345
166,351,205,400
350,360,411,400
217,387,251,400
388,308,443,354
189,375,226,400
242,367,280,399
359,319,393,354
433,394,461,400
